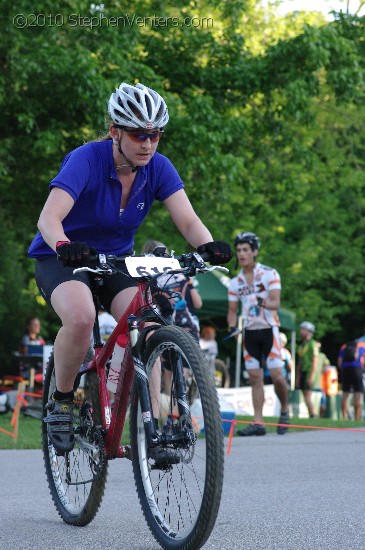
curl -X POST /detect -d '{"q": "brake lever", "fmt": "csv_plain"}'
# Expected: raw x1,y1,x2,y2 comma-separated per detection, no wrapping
196,266,229,274
73,266,114,275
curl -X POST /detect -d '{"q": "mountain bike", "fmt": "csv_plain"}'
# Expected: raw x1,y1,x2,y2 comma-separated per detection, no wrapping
42,249,227,550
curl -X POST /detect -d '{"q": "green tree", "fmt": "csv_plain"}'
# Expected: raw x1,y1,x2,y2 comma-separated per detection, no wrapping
1,0,365,362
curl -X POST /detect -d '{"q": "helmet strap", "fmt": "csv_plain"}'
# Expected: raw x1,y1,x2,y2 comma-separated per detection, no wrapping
114,136,138,173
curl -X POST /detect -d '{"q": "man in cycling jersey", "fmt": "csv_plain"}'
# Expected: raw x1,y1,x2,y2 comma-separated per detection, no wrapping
28,82,232,461
227,232,289,435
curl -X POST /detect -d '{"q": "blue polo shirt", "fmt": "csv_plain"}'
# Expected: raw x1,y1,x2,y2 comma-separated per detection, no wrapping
338,341,365,368
28,141,184,258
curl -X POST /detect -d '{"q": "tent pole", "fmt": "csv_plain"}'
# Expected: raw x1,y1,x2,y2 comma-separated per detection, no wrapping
235,315,243,387
290,330,296,391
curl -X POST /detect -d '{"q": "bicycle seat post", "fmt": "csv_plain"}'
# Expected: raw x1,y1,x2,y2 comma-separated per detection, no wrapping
90,274,103,349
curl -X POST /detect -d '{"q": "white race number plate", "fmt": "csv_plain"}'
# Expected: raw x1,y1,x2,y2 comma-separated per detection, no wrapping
125,256,181,278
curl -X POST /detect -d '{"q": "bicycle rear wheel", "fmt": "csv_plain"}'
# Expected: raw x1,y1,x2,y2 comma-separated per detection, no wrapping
130,326,224,550
42,350,108,526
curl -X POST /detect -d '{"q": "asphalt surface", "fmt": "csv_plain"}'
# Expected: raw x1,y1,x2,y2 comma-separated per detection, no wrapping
0,429,364,550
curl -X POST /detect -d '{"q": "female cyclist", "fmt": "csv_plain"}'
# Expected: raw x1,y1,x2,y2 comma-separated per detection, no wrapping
28,82,232,457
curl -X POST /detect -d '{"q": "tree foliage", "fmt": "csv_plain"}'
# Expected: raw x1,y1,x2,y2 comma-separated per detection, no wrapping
1,0,365,361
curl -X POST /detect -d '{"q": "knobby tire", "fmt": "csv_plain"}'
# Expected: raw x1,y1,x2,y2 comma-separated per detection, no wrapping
130,326,224,550
42,349,108,526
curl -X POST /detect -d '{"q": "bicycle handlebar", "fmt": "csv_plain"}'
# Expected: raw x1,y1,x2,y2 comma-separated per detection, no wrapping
71,251,228,278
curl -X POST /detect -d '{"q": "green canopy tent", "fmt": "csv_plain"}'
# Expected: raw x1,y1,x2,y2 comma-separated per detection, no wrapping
194,271,296,387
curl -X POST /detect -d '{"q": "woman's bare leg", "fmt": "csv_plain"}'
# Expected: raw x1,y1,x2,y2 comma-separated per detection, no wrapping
51,281,96,393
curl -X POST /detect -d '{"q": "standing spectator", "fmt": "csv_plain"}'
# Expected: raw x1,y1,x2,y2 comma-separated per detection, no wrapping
279,332,294,387
19,316,46,384
20,316,46,354
199,326,230,387
296,321,319,418
316,342,330,387
316,341,331,416
338,339,365,420
227,232,289,436
199,326,219,372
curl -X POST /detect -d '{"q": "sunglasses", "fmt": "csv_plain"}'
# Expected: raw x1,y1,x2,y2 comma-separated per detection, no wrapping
115,126,163,143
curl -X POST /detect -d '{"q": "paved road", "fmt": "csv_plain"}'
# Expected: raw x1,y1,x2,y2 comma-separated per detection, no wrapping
0,430,364,549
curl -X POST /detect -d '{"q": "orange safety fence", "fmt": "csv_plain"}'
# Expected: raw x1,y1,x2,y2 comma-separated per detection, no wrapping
0,391,42,443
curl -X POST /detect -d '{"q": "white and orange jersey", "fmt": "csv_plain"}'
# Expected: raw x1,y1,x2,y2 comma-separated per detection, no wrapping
228,262,281,329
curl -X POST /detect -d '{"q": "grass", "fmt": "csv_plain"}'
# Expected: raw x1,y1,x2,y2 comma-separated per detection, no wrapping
1,409,364,450
0,411,42,450
0,408,131,450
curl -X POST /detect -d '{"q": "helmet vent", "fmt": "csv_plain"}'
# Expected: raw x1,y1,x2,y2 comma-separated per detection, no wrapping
145,96,153,118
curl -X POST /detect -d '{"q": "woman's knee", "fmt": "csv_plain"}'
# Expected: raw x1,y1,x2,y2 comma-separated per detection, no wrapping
51,281,95,332
63,308,95,335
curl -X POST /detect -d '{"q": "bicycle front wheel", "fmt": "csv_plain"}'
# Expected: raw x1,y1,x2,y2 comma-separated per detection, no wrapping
130,326,224,550
42,350,108,526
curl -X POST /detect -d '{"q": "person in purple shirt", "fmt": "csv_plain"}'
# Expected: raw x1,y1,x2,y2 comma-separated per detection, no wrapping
29,81,232,459
338,340,365,420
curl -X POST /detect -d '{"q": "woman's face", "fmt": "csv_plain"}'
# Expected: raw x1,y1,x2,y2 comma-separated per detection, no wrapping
112,126,161,167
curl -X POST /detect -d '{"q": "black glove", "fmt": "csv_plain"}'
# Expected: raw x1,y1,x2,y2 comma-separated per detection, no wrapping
56,241,96,267
197,241,233,265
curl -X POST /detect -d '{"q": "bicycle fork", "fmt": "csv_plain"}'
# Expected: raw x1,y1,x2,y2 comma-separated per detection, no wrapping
129,316,191,449
128,316,159,447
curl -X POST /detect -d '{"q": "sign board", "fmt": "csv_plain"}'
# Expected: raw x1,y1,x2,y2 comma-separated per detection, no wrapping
217,386,281,417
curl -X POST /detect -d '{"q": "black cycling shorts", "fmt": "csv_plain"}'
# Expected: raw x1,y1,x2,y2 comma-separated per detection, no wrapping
341,367,364,393
298,371,312,391
35,255,137,312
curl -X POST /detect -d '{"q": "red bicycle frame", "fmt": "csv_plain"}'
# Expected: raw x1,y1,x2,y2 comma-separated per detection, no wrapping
79,282,149,459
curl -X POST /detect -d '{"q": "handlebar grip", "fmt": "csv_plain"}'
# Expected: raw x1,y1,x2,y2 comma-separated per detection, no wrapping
199,252,211,263
57,252,106,268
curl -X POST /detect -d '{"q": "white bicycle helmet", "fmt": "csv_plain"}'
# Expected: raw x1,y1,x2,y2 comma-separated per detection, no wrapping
108,82,169,129
300,321,315,333
234,232,260,250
